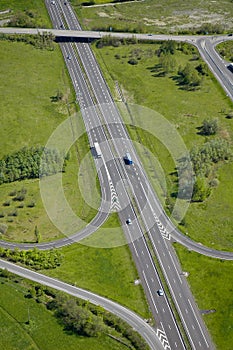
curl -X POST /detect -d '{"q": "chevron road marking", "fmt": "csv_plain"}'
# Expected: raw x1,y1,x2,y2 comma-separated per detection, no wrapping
154,216,171,240
156,327,171,350
109,179,121,212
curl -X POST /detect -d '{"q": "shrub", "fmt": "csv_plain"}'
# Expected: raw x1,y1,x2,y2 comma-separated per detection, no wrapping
27,200,36,208
200,118,218,136
9,190,17,196
128,58,138,65
8,209,18,217
0,223,8,234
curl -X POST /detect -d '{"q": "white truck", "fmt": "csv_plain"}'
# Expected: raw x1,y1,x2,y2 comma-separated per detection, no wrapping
94,142,101,158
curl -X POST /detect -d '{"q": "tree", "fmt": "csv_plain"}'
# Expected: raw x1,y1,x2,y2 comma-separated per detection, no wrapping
56,90,63,101
158,40,176,56
200,118,218,135
178,63,202,90
195,62,208,76
192,176,211,202
34,225,41,243
128,58,138,65
159,53,176,74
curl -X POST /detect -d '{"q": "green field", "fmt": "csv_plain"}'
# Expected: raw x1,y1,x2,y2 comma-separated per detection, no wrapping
0,0,52,28
72,0,233,34
0,40,99,242
175,244,233,350
0,276,132,350
45,213,150,318
216,41,233,62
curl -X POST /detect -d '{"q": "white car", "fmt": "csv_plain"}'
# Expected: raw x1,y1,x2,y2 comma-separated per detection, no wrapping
51,1,55,4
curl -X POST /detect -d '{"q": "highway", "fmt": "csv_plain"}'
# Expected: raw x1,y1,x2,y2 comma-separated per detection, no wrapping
46,1,186,348
1,3,233,349
195,36,233,101
0,259,164,350
1,29,233,260
45,0,218,349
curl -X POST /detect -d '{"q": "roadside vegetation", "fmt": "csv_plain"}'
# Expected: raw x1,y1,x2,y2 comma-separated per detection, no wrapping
0,33,55,50
0,0,51,28
0,40,99,243
0,269,148,350
216,40,233,62
93,39,233,250
0,247,62,270
71,0,233,35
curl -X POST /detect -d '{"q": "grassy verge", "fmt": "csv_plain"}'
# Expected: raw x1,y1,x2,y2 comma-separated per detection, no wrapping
0,40,99,242
216,40,233,62
45,213,150,318
93,41,233,251
174,244,233,350
73,0,233,34
0,275,131,350
0,0,52,28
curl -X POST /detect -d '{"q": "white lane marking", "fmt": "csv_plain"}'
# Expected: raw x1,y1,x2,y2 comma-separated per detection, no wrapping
188,299,209,348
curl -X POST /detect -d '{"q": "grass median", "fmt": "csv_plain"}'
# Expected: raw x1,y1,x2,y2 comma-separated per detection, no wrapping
45,213,150,319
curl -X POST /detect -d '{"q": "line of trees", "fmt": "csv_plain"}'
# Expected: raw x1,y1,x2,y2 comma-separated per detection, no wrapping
0,33,55,50
0,247,63,270
0,146,67,185
96,35,138,48
46,293,149,349
0,269,149,350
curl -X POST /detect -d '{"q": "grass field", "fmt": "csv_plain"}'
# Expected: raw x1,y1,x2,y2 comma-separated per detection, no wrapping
93,41,233,251
72,0,233,34
174,244,233,350
0,276,131,350
45,213,150,318
0,0,52,28
0,41,99,242
216,40,233,62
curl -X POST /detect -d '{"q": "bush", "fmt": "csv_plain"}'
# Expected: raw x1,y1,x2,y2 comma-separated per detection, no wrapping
0,247,62,270
8,209,18,217
128,58,138,65
9,190,17,196
27,200,36,208
200,118,218,136
177,63,202,90
0,223,8,234
13,193,25,202
17,203,24,209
